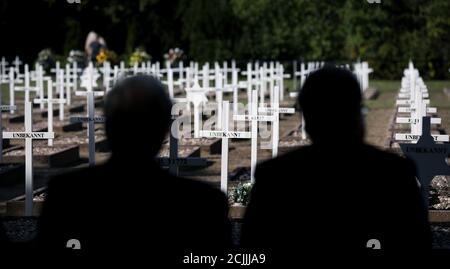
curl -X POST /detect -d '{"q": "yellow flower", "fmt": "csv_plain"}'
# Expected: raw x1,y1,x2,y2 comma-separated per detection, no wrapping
96,49,107,64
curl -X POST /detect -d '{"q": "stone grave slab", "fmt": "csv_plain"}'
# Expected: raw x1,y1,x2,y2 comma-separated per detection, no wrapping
2,145,80,168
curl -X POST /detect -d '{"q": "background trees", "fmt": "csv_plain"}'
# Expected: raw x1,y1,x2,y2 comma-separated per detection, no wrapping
0,0,449,79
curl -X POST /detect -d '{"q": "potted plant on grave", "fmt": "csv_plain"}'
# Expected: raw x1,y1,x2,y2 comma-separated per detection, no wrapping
163,47,184,67
230,182,253,206
36,48,56,73
128,47,151,67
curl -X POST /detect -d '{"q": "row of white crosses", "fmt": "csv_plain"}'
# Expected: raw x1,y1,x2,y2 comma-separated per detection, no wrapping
0,56,22,83
0,59,70,216
0,61,107,216
395,62,449,143
199,83,294,194
292,61,323,96
2,57,294,199
291,62,324,140
71,63,105,166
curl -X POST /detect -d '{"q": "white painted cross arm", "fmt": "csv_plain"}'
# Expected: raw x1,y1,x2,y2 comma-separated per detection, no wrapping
398,107,437,113
75,90,104,97
199,130,251,139
396,117,441,124
395,133,449,142
33,98,66,104
3,132,54,139
258,107,295,114
0,105,17,111
396,99,430,105
157,157,207,167
70,116,106,123
398,92,429,98
233,114,275,122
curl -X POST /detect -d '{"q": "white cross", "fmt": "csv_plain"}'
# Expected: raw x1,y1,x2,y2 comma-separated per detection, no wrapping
186,80,209,138
34,79,66,146
162,63,175,99
215,64,224,129
2,101,54,216
258,85,295,157
233,89,274,183
12,56,22,73
0,57,8,83
80,63,100,91
8,67,15,114
50,61,61,76
34,65,46,110
200,101,251,194
65,64,72,105
70,69,105,166
56,70,67,121
0,89,17,161
14,65,38,102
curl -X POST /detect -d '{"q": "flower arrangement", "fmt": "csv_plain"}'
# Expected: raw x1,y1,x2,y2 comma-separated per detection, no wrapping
230,182,253,206
96,49,118,66
129,48,151,66
36,48,56,73
164,47,184,66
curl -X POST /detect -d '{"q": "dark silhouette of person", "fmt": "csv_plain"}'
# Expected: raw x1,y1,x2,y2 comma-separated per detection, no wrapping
0,219,9,249
242,67,431,261
36,76,230,262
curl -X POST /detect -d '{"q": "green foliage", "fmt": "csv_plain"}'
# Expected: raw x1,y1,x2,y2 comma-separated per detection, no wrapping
2,0,450,79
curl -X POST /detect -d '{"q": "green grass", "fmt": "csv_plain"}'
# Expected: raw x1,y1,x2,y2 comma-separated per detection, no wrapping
285,79,450,110
367,80,450,110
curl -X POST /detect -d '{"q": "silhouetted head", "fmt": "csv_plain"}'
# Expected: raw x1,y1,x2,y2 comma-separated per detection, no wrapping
105,75,172,160
298,66,364,145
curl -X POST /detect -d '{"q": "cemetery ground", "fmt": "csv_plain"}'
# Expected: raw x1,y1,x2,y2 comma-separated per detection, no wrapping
1,79,450,248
